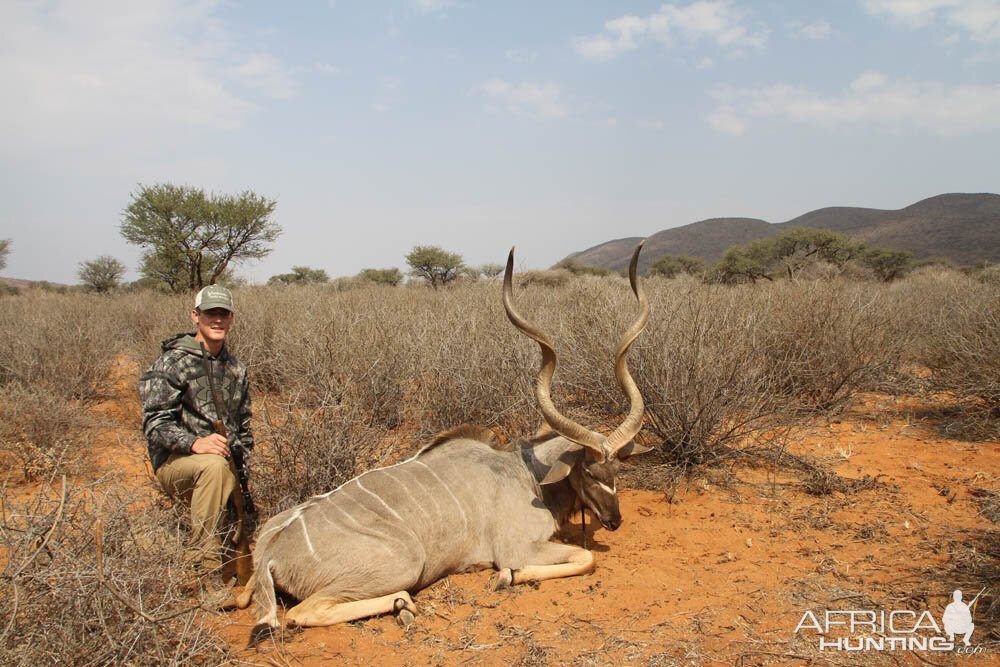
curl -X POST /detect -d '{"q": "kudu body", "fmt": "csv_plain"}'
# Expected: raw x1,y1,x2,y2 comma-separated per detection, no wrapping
243,242,651,644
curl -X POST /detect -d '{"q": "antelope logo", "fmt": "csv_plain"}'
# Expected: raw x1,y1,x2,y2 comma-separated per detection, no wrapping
240,242,652,647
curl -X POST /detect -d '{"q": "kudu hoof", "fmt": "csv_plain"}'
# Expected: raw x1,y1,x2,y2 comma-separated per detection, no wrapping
247,623,276,649
493,568,514,590
394,597,416,629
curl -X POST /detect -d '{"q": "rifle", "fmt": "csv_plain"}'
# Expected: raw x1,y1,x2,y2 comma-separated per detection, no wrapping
968,587,987,610
200,343,256,585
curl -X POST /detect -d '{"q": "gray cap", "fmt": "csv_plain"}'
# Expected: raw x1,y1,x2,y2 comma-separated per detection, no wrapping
194,285,235,312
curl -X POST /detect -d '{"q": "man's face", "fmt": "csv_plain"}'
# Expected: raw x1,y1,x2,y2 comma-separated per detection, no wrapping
191,307,234,344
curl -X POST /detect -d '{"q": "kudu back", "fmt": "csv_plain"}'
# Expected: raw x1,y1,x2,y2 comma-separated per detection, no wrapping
243,242,651,645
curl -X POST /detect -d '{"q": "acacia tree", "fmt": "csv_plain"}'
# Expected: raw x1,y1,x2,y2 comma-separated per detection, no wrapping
78,255,126,293
647,254,705,279
0,239,10,271
477,263,504,280
405,245,464,289
862,248,913,282
120,183,281,292
768,227,867,280
359,268,404,286
711,241,774,284
268,266,330,285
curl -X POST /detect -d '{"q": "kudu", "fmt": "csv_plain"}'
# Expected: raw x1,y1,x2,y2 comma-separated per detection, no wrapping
242,242,651,645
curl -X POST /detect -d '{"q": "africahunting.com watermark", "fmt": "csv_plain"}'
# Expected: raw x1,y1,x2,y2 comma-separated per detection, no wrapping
795,587,990,654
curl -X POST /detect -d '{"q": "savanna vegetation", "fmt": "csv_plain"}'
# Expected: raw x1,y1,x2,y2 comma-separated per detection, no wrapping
2,255,999,663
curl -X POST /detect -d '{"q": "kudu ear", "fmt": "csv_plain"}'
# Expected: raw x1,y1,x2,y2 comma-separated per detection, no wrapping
615,441,654,460
522,437,585,486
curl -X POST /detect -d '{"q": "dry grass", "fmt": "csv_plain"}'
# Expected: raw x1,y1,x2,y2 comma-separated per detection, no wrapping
0,290,122,400
0,475,231,665
898,271,1000,439
1,269,999,663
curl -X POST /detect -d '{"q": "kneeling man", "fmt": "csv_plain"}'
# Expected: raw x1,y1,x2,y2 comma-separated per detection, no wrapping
139,285,254,604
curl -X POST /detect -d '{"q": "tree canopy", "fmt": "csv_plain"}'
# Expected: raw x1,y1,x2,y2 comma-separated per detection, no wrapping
647,254,705,279
120,184,281,292
861,248,914,282
710,227,869,283
767,227,867,279
78,255,127,293
268,266,330,285
712,242,774,284
0,239,10,272
359,267,404,286
476,263,505,280
551,258,612,277
405,246,464,289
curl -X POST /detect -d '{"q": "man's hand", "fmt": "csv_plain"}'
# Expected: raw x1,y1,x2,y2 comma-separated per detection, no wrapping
192,433,230,458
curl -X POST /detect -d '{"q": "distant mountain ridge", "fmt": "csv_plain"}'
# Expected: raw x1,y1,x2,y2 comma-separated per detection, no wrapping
565,193,1000,274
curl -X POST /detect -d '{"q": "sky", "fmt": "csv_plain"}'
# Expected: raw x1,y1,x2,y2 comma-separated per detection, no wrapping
1,0,998,285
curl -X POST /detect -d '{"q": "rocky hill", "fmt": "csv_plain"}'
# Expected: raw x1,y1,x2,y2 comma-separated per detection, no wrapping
565,193,1000,274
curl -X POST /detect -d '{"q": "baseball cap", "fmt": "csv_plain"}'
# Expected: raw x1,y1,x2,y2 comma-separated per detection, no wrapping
194,285,235,312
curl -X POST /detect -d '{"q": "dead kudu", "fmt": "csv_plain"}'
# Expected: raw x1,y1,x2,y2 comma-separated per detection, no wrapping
242,242,652,646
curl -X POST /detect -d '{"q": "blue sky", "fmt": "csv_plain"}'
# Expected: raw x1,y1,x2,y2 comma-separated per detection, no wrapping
2,0,998,284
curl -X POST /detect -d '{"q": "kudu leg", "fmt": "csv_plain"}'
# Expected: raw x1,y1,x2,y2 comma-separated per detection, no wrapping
495,543,595,589
285,590,417,628
234,571,256,609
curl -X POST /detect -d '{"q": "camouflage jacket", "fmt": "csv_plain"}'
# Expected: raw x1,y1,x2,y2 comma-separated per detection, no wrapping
139,333,254,472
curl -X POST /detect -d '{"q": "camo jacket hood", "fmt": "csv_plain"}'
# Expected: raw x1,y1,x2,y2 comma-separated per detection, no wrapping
139,333,254,472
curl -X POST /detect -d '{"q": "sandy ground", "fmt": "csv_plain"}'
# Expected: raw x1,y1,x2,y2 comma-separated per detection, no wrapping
40,375,1000,665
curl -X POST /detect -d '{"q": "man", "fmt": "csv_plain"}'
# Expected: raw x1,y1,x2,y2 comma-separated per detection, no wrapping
139,284,254,601
943,589,975,646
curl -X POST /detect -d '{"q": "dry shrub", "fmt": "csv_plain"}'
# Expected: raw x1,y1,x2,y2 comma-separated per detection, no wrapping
901,272,1000,439
0,385,92,481
979,265,1000,286
404,283,536,437
229,285,418,430
759,280,906,412
328,275,374,291
215,274,911,474
631,282,795,465
251,399,373,513
796,260,840,281
109,290,191,371
0,290,121,400
0,477,230,665
515,268,573,289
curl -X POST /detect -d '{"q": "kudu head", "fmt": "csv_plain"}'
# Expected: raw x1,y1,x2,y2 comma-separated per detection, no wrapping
503,241,652,531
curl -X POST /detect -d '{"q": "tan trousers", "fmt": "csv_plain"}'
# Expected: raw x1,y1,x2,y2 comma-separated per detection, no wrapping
156,453,236,571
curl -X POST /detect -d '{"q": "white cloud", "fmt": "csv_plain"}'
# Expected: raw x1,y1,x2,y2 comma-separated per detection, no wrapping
479,79,567,119
695,56,716,69
851,70,888,92
861,0,1000,42
706,105,747,135
792,19,833,40
575,1,768,61
709,72,1000,135
0,0,295,154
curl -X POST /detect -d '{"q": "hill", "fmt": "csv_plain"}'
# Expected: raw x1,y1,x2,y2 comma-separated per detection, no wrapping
566,193,1000,273
0,277,72,290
